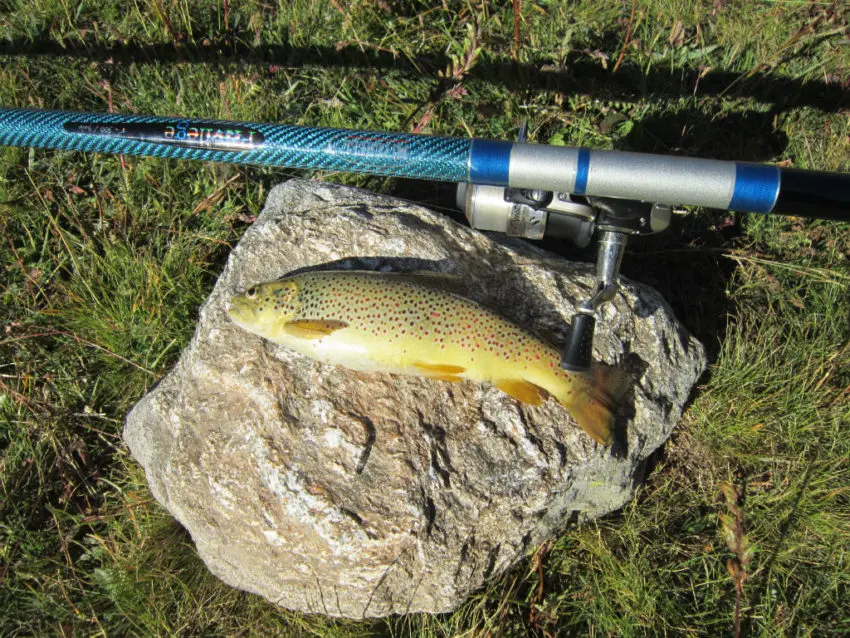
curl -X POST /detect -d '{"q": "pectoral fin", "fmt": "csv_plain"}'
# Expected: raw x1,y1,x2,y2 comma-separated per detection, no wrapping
284,319,348,340
413,362,465,383
494,379,546,406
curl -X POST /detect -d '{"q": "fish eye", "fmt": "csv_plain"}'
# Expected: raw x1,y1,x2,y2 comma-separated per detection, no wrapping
246,287,257,298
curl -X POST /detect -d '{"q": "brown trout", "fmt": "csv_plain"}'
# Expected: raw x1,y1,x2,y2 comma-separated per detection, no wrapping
227,270,629,445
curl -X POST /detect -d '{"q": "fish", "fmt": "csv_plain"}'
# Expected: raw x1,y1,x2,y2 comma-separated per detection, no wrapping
227,270,630,445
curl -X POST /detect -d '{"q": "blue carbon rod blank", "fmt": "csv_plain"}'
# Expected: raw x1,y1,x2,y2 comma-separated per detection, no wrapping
0,107,472,181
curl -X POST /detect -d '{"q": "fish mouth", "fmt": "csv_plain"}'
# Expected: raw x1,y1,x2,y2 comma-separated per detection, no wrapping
226,296,253,326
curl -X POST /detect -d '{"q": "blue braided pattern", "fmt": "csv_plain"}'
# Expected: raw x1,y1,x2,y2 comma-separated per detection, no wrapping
0,108,472,182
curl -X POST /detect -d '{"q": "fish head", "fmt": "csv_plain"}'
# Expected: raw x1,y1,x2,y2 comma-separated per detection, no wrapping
227,279,300,338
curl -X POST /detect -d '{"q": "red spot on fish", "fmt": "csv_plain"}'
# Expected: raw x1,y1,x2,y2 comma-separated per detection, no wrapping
432,311,441,318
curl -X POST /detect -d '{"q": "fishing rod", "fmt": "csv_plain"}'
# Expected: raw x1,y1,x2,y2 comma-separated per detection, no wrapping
1,106,848,372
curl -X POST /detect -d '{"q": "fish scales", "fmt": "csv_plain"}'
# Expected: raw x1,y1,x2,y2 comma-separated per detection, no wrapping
228,270,629,445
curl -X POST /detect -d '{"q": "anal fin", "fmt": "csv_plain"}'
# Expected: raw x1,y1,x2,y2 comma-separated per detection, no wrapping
494,379,546,406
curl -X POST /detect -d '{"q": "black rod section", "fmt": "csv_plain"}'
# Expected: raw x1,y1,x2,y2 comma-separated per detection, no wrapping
774,169,850,222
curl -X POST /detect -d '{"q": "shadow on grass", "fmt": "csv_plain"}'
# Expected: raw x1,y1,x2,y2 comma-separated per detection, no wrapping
1,37,848,112
619,110,790,160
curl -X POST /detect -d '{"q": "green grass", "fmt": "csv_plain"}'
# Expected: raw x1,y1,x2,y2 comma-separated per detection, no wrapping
1,1,848,635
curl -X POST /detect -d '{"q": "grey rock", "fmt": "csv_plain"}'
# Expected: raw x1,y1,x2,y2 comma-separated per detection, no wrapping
124,179,706,618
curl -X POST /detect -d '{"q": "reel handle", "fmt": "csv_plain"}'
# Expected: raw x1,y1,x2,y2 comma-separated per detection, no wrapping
560,229,629,372
561,314,596,372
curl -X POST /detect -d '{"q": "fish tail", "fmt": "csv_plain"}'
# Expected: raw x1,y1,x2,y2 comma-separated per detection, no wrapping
554,364,632,445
